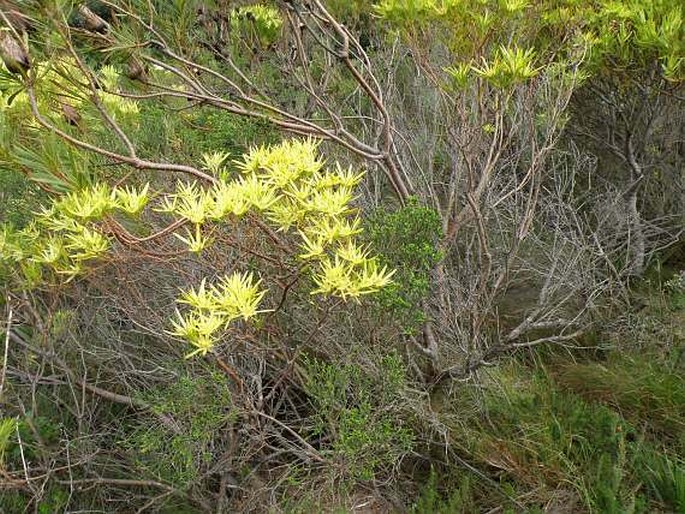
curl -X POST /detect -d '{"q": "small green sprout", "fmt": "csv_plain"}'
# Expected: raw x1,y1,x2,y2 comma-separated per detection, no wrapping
113,183,150,215
473,46,540,88
501,0,530,13
201,151,231,174
174,224,212,254
444,62,471,89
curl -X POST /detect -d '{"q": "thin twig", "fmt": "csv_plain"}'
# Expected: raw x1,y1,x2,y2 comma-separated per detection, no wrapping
0,298,11,402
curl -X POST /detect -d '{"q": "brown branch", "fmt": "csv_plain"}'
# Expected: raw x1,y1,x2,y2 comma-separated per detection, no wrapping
24,85,216,182
8,331,182,434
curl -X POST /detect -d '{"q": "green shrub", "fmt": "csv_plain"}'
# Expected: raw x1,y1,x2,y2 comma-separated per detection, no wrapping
365,197,443,335
123,372,234,486
304,352,414,481
411,469,477,514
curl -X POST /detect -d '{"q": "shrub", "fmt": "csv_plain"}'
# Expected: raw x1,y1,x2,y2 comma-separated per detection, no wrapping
304,351,414,481
365,197,442,335
123,372,234,486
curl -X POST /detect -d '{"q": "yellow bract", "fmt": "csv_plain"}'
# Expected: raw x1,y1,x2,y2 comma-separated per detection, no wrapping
2,137,395,360
177,278,216,311
64,225,109,261
302,216,362,244
171,182,213,224
298,231,327,260
172,272,267,357
114,183,150,215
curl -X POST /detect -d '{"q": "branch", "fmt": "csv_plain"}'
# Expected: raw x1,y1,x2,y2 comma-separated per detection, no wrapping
24,85,217,183
8,330,182,434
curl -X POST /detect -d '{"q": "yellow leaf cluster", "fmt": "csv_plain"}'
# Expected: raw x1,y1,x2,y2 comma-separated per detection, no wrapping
0,59,139,124
1,182,151,283
1,138,396,359
163,138,395,355
172,272,267,357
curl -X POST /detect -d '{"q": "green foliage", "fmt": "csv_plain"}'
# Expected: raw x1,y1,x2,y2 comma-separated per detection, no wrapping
0,1,682,511
636,449,685,512
472,45,540,88
0,165,43,227
164,140,394,355
232,5,283,49
1,486,69,514
588,1,684,81
3,404,65,469
2,139,396,357
0,417,17,467
37,487,70,514
411,470,477,513
325,0,374,25
125,372,234,486
304,352,414,481
376,0,684,87
366,197,442,334
664,272,685,311
442,355,685,512
134,102,278,164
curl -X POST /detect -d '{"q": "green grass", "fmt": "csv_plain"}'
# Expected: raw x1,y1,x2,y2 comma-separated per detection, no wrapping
427,350,685,513
553,356,685,444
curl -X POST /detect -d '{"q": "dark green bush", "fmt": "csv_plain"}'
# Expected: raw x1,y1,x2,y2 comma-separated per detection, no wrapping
365,197,443,335
303,351,414,481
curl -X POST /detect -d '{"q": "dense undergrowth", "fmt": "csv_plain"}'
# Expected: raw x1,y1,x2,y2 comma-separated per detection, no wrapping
0,1,683,512
2,274,683,512
412,278,685,514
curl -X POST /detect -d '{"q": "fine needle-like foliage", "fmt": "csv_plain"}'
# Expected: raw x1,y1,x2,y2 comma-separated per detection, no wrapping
0,1,682,511
165,139,395,356
1,137,395,357
0,417,17,468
